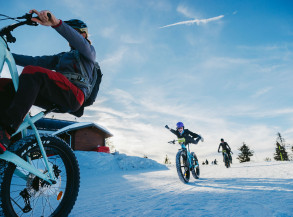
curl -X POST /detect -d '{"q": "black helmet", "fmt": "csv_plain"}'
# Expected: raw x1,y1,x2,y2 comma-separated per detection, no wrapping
221,138,224,142
64,19,88,37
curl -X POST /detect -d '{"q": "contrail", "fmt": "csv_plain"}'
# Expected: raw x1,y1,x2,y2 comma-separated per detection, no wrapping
160,15,224,29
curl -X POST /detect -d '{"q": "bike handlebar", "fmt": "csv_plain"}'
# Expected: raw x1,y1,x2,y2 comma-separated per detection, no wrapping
0,12,51,43
168,136,203,145
168,140,176,144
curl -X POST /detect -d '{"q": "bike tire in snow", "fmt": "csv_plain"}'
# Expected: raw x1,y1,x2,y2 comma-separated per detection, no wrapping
0,135,80,217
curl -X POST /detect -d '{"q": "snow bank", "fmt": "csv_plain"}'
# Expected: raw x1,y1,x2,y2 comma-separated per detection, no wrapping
74,151,168,172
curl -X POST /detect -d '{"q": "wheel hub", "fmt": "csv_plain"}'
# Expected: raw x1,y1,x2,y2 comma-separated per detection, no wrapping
26,169,61,198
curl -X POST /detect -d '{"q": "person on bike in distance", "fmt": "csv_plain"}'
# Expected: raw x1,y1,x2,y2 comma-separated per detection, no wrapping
218,138,233,163
165,122,203,144
0,9,96,153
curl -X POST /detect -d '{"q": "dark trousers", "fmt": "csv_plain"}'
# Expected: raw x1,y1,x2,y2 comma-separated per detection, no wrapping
185,137,201,145
0,65,84,134
222,150,232,161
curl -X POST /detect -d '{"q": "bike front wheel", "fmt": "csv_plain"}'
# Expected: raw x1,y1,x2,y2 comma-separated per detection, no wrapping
0,135,80,217
224,154,230,168
191,152,200,179
176,150,190,183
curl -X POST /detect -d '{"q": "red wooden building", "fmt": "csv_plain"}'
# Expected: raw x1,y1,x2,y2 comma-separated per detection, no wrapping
53,122,113,151
34,118,113,152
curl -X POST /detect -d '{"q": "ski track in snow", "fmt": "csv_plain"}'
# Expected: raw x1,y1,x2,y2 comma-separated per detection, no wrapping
70,153,293,217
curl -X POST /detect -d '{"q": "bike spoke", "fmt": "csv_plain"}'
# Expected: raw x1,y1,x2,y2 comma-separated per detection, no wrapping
8,154,68,215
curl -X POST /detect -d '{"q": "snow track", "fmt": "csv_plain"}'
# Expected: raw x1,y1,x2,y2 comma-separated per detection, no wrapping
70,154,293,217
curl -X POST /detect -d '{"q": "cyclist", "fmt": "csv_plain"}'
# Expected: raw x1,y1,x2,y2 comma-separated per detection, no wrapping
165,122,203,144
218,138,233,163
0,9,96,153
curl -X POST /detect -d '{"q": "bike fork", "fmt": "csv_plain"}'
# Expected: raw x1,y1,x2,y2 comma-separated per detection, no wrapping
0,114,56,184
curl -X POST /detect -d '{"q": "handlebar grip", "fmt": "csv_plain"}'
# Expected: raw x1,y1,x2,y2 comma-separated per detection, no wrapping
31,12,51,21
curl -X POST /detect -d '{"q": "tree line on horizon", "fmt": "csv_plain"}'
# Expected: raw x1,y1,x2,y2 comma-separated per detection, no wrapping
162,132,293,165
237,132,292,163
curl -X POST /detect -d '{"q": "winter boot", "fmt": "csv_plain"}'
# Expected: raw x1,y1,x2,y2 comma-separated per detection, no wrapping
0,126,10,154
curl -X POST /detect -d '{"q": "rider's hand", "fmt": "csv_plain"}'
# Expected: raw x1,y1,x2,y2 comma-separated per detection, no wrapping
165,125,170,129
198,135,204,142
30,9,60,26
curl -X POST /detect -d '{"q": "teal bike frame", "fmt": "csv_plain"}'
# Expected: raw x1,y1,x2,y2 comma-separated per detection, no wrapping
169,139,199,170
180,142,198,170
0,30,55,184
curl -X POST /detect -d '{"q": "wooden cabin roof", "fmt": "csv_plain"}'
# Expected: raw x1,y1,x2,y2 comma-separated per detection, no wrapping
53,122,113,138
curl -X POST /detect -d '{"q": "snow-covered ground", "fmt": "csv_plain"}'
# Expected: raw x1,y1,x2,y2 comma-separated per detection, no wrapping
70,152,293,217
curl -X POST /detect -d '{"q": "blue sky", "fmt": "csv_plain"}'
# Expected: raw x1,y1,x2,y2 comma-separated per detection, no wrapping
2,0,293,162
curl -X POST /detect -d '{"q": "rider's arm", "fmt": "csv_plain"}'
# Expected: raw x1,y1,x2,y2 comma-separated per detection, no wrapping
165,125,177,135
225,142,231,150
29,10,95,63
52,21,96,63
218,144,221,152
186,129,200,138
12,53,60,69
169,129,178,135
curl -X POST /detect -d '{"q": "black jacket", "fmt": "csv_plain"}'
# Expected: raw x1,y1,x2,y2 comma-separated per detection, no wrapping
13,20,96,100
170,128,199,142
218,142,231,152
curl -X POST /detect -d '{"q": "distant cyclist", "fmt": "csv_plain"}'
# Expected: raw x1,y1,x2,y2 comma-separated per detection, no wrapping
218,138,233,163
165,122,203,144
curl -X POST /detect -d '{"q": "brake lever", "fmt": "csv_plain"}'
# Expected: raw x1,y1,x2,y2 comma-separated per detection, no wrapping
16,13,32,20
16,13,38,26
30,12,52,26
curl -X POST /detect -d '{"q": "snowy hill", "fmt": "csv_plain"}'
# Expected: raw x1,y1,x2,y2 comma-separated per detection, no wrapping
70,152,293,217
75,151,168,172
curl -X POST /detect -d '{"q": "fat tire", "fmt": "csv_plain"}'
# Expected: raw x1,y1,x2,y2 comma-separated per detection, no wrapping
0,135,80,217
191,152,200,179
225,154,230,168
176,150,190,183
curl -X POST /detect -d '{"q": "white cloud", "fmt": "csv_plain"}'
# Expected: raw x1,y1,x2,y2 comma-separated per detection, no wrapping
147,1,172,12
160,15,224,29
177,5,195,18
251,87,272,98
131,77,146,84
209,98,293,120
79,92,280,162
86,105,138,120
60,0,88,17
237,44,293,52
39,81,290,162
100,26,116,38
100,47,128,72
108,89,137,106
120,34,144,44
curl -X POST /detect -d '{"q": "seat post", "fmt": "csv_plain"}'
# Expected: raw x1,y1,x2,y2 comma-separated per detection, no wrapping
44,106,58,115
